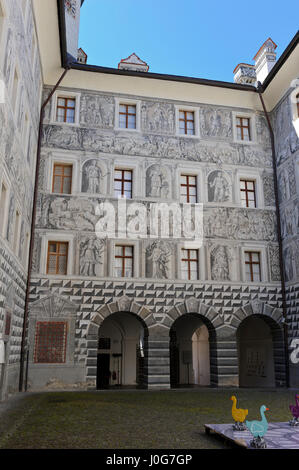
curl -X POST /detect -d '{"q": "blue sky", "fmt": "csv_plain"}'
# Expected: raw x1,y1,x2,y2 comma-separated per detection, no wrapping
79,0,298,83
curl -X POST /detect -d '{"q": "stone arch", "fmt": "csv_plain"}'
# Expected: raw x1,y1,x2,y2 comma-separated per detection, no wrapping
235,300,286,387
86,296,152,337
85,296,151,389
167,298,219,386
233,300,284,329
167,297,223,330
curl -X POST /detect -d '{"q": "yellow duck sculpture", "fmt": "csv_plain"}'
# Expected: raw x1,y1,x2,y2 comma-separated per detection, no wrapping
230,395,248,431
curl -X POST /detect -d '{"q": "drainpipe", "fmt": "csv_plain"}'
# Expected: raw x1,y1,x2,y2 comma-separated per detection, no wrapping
19,66,72,392
257,81,290,388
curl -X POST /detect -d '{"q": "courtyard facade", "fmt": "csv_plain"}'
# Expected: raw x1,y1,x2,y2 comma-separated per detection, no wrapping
0,0,298,399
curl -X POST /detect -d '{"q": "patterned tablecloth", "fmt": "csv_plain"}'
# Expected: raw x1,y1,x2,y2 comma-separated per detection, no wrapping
205,422,299,449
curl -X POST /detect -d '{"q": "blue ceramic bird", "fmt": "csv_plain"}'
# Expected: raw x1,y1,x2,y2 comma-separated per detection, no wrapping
245,405,269,438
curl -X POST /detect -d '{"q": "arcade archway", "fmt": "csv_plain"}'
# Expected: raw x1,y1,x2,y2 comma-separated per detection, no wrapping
96,311,148,389
237,314,284,388
169,314,215,387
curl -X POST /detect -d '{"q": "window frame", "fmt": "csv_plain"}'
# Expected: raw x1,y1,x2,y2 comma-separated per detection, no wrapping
46,153,79,194
46,241,69,275
114,98,141,132
40,233,75,276
175,105,200,138
181,248,199,281
240,179,257,208
244,250,261,282
50,91,81,126
232,111,256,144
110,240,139,278
241,246,267,283
52,163,73,195
113,168,133,199
180,174,198,203
114,244,134,278
235,171,263,208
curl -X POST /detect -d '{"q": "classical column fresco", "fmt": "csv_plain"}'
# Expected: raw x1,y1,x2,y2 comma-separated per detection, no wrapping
79,237,105,277
210,245,231,281
146,241,172,279
207,170,231,203
146,164,171,198
81,160,107,194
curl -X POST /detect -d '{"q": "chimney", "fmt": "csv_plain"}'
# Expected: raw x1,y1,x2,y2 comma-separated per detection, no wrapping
233,63,256,85
77,48,87,64
118,53,149,72
253,38,277,84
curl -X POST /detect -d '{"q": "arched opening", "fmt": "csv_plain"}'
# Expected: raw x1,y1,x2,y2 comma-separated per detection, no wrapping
237,314,284,388
96,311,148,389
170,314,214,387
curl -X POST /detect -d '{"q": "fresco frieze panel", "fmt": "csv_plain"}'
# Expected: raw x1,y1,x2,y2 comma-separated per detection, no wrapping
262,171,275,206
268,244,281,282
42,124,273,169
141,102,175,134
284,244,295,282
145,240,173,279
273,98,299,165
200,107,232,140
80,94,114,128
280,201,298,239
204,207,277,241
256,115,271,147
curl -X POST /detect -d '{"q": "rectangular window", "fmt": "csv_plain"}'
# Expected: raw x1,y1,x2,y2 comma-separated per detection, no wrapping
240,179,256,208
245,251,261,282
34,321,67,363
52,164,72,194
180,175,197,203
114,169,132,198
179,110,195,135
0,182,7,236
181,249,199,280
236,117,251,141
56,97,76,123
47,241,69,275
114,245,134,277
119,104,136,129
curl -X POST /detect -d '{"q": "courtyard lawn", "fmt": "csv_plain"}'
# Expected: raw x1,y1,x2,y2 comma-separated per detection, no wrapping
0,388,296,449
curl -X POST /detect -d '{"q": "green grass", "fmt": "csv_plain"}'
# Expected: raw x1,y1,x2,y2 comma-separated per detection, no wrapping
0,388,296,449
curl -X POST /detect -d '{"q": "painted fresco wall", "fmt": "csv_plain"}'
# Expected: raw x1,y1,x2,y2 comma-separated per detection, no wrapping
0,0,42,399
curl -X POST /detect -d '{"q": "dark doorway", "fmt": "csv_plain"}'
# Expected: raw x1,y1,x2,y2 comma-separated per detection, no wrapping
96,353,110,389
